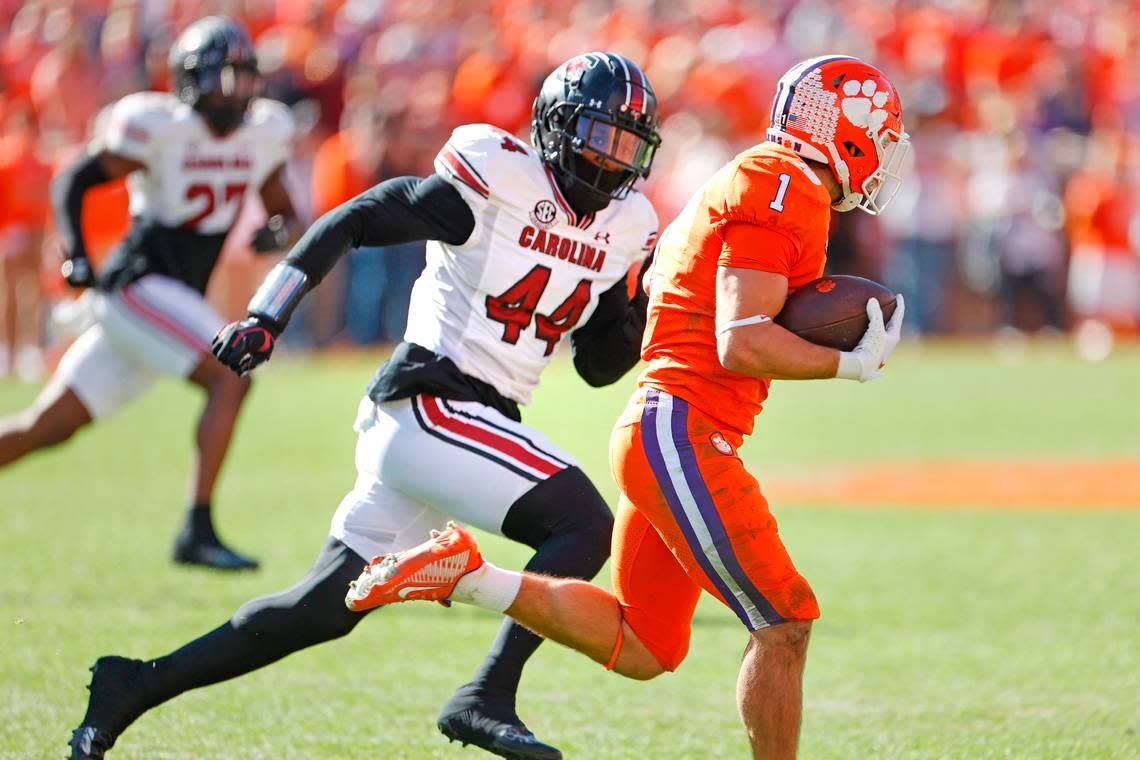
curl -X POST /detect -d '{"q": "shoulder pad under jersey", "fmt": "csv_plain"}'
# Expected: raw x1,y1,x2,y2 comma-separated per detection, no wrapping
99,91,180,163
246,98,295,142
718,146,829,242
433,123,543,206
244,98,295,170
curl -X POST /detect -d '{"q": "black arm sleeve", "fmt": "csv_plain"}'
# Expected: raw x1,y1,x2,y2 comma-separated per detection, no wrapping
50,152,111,261
285,174,475,285
570,257,651,388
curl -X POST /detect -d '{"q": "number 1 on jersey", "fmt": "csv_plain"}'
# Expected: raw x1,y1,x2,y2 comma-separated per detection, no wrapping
486,265,592,356
769,172,791,212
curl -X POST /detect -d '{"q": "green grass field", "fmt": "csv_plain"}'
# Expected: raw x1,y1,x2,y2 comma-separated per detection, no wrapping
2,342,1138,759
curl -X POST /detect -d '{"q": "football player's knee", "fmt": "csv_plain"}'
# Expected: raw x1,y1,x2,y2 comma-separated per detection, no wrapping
504,467,613,560
610,633,674,680
574,493,614,574
615,651,668,681
753,619,812,658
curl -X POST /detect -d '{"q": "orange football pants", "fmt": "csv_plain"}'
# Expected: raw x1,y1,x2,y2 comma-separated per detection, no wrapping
608,387,820,672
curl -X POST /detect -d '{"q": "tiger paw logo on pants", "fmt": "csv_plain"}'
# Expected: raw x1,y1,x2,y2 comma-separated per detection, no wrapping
840,80,891,132
709,432,735,457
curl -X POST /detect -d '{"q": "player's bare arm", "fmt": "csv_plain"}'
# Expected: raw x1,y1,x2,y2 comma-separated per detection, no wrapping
716,265,905,383
50,150,144,287
715,265,842,380
250,165,300,253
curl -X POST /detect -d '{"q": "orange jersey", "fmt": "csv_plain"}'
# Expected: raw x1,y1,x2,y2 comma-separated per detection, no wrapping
638,142,831,437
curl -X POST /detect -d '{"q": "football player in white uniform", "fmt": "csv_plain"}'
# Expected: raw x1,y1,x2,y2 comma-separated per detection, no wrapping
0,17,296,570
69,53,660,760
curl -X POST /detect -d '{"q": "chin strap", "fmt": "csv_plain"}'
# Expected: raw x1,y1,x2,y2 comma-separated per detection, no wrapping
247,262,309,331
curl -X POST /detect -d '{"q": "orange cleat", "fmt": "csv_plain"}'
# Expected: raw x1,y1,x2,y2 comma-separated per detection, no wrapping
345,522,483,611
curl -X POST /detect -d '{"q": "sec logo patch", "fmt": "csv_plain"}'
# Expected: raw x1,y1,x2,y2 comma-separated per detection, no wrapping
530,200,558,229
709,432,734,456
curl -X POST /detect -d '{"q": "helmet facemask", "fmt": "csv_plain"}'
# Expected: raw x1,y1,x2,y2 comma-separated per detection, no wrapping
531,53,662,212
182,61,260,134
831,125,910,214
541,102,659,205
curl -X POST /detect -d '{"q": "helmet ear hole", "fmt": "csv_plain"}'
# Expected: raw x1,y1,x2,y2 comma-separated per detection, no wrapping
843,141,865,158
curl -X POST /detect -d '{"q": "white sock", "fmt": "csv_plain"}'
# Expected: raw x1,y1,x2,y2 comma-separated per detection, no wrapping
451,561,522,613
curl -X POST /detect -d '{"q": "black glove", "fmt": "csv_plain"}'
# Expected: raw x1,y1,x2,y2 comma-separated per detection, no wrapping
61,256,96,289
250,215,289,253
212,316,279,375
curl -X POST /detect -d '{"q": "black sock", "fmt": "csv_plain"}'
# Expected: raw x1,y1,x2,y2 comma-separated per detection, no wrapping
142,621,266,709
178,502,217,544
138,537,369,711
463,468,612,705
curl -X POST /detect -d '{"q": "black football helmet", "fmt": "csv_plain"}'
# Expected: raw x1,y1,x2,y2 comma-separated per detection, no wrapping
169,16,260,135
532,52,661,208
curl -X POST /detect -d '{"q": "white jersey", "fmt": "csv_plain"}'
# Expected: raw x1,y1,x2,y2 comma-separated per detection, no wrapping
96,92,294,234
405,123,658,406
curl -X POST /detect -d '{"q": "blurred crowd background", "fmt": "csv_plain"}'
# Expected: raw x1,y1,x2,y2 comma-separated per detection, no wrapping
1,0,1139,379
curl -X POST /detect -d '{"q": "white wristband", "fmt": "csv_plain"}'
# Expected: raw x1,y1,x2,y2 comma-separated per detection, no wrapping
716,314,772,335
835,351,863,380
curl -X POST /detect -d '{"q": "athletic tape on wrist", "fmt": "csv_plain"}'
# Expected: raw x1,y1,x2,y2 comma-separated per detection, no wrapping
715,314,772,335
248,263,309,328
835,350,863,380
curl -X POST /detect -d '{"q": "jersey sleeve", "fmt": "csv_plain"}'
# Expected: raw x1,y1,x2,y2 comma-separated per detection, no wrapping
714,156,824,255
99,93,172,166
717,222,799,275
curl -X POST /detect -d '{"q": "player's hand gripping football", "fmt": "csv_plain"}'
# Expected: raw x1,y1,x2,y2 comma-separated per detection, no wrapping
835,295,905,382
212,316,278,375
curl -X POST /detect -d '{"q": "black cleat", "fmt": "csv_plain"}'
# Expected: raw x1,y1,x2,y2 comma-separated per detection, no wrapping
68,726,115,760
67,657,149,759
172,535,259,571
437,685,562,760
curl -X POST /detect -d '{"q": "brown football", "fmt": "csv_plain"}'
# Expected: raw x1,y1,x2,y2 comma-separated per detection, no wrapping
775,275,897,351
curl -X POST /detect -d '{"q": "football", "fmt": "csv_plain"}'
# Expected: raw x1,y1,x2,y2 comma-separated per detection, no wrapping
775,275,898,351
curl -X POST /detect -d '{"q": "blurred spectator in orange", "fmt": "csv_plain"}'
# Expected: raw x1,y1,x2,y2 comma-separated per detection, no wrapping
29,5,104,149
0,97,52,378
4,0,1140,350
1064,131,1140,333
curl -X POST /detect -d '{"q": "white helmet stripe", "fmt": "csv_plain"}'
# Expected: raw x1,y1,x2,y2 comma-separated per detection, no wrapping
613,53,633,108
772,54,860,127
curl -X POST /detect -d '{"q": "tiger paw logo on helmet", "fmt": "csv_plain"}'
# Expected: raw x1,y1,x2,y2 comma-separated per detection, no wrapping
815,279,836,293
839,80,891,132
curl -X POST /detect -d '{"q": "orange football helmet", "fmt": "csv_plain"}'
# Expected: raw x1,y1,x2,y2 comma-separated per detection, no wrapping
766,55,909,215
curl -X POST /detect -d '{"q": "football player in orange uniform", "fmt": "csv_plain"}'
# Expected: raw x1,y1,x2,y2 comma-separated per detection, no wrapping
349,56,909,758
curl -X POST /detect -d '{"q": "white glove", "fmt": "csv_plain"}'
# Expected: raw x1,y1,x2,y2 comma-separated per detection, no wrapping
835,295,905,382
